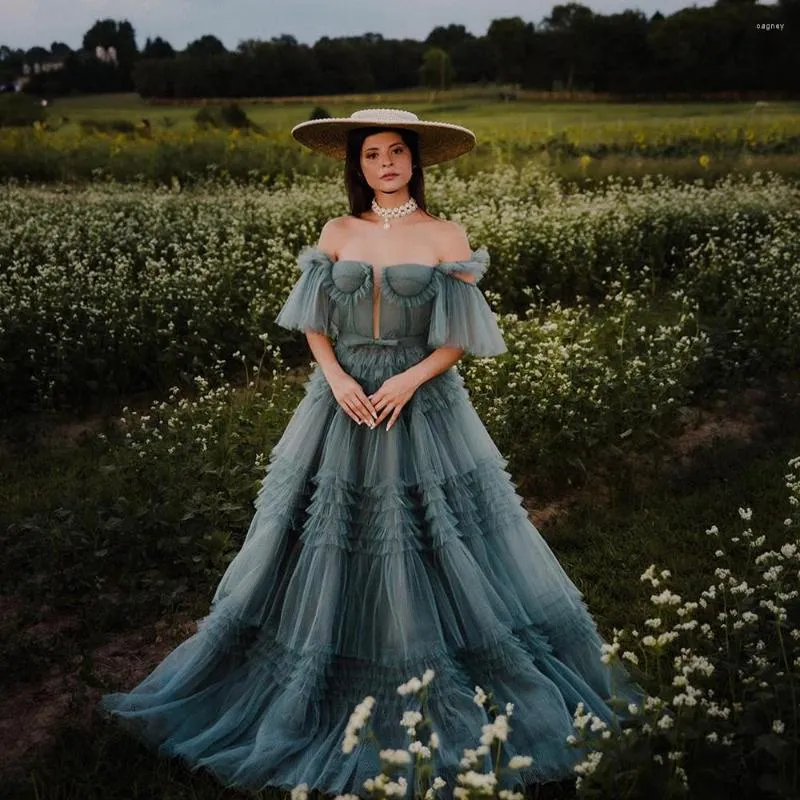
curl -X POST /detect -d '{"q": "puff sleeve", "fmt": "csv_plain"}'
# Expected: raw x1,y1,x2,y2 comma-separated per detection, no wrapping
426,247,507,357
274,246,337,337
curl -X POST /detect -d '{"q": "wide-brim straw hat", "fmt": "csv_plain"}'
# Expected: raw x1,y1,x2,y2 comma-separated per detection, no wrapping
291,108,476,166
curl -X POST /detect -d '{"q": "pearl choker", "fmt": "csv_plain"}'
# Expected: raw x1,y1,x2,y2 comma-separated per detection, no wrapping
371,197,418,229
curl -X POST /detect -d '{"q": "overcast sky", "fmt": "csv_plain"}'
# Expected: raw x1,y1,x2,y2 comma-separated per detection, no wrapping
3,0,753,52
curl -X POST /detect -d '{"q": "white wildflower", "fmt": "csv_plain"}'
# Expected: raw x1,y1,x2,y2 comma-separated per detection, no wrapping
379,748,412,765
291,784,309,800
473,685,487,707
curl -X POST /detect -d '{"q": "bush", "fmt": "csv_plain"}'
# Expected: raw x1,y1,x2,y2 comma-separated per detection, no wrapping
78,118,137,135
219,101,252,129
0,93,45,127
194,102,256,131
193,106,219,129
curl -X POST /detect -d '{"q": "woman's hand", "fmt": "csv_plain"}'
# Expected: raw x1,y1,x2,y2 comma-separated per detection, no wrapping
328,371,378,426
368,372,420,431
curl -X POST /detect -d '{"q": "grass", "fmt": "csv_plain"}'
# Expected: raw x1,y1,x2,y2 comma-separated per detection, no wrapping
1,370,799,799
3,90,796,185
38,91,800,146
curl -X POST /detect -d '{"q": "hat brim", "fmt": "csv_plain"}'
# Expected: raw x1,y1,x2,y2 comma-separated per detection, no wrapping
291,118,476,166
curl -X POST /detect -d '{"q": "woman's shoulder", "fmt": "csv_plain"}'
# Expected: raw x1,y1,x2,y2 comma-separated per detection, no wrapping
315,215,352,261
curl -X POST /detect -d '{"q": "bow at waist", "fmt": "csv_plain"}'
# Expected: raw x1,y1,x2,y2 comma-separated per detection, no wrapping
337,332,429,348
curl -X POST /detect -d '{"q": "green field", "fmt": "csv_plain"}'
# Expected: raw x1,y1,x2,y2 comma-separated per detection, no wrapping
46,91,800,140
0,90,795,184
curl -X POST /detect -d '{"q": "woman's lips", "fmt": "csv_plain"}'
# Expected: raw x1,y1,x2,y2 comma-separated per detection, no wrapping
381,173,398,179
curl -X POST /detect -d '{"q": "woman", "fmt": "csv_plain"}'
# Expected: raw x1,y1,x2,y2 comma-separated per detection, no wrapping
98,108,643,798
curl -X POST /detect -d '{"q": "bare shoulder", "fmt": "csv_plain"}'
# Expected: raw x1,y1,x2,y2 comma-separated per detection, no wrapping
317,216,351,260
435,220,475,283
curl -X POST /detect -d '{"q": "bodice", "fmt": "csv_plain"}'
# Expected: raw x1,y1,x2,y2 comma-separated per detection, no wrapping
312,247,489,343
274,245,507,358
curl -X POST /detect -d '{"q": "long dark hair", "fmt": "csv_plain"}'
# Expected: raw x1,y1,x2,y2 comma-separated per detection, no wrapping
344,127,427,217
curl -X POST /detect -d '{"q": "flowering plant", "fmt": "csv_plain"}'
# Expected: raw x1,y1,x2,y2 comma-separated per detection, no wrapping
291,668,535,800
566,454,800,798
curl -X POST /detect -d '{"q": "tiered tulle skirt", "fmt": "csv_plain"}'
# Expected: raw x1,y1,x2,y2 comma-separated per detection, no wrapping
97,342,644,797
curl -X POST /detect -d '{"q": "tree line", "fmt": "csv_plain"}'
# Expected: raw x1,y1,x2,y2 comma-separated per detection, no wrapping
2,0,798,99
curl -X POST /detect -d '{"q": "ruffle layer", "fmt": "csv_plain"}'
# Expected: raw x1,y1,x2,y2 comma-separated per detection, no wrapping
379,266,439,308
426,270,507,356
434,245,491,283
99,609,641,798
98,336,644,798
274,247,339,336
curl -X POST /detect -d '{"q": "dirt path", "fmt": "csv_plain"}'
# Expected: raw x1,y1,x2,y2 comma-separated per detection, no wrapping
528,386,769,529
0,599,199,780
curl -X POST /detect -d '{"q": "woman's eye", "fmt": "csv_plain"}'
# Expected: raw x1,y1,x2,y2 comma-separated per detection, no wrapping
364,148,403,159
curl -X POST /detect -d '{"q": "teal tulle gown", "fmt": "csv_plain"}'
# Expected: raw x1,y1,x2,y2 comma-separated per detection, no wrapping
97,245,644,796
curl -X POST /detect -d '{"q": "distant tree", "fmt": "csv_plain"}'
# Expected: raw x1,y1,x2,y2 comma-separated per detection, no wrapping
50,42,72,58
420,47,455,90
142,36,175,59
540,3,595,92
544,2,595,31
584,10,650,92
361,32,384,46
25,46,51,63
450,37,496,83
236,38,263,57
123,6,795,101
185,35,226,58
0,45,33,86
271,34,299,47
82,19,138,67
425,24,472,52
313,37,375,93
486,17,536,84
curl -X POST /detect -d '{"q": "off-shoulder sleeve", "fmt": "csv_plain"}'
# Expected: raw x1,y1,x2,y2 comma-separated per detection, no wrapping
274,246,337,337
427,247,507,357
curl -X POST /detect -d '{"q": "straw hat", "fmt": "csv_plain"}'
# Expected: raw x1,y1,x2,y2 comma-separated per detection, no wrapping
291,108,476,166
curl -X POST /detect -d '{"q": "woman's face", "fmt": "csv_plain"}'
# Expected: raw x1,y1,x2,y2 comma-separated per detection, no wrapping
359,131,413,193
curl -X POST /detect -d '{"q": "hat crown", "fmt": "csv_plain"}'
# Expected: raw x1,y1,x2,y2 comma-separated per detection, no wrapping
349,108,420,124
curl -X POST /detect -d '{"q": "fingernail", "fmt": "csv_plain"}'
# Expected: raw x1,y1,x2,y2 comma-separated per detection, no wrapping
386,423,392,431
372,411,377,418
358,419,363,425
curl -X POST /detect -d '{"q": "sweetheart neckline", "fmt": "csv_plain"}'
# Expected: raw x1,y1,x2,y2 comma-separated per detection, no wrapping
334,260,438,270
305,244,486,271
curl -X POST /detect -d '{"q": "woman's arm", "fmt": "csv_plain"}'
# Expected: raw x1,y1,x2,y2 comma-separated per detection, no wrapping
306,329,349,383
404,345,465,390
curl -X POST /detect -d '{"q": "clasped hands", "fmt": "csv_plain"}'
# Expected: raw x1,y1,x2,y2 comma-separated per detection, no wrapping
329,370,420,432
